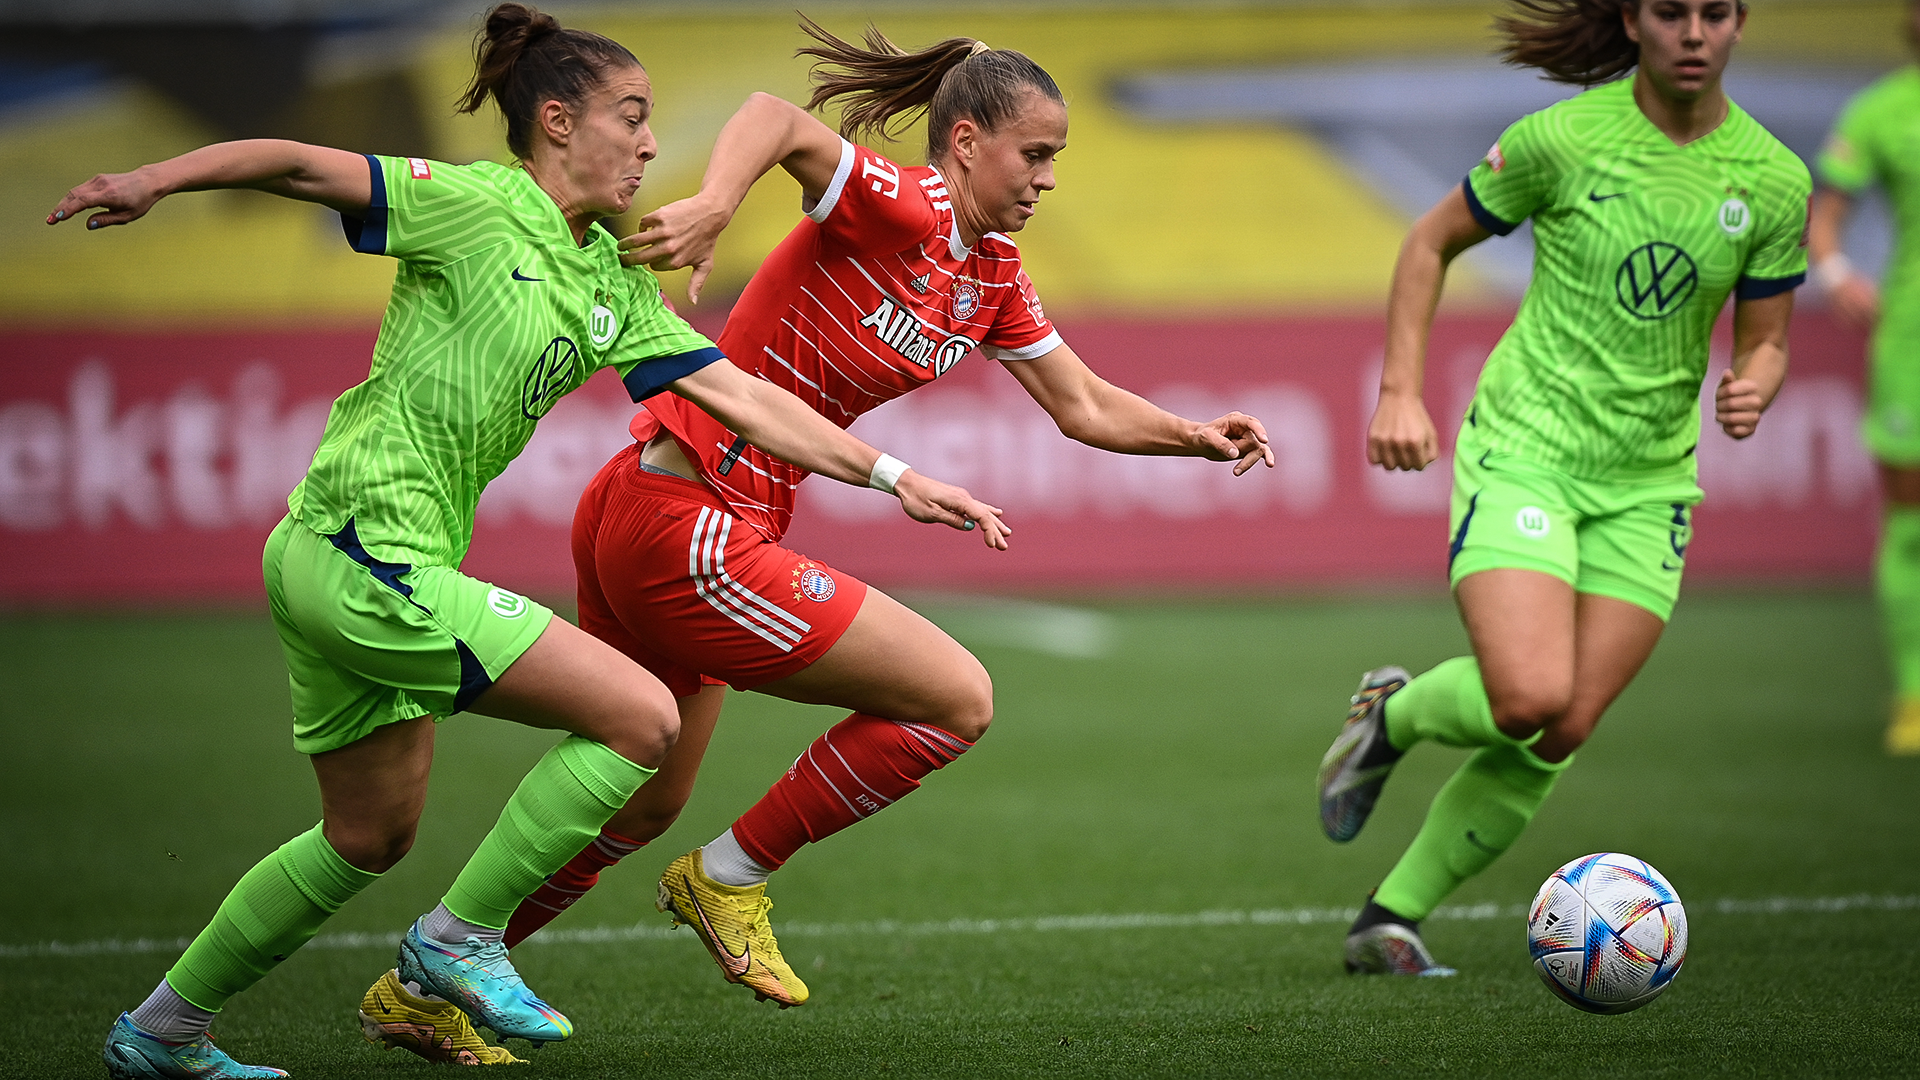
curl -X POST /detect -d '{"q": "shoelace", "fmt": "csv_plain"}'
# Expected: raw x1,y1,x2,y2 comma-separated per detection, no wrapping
460,938,526,987
744,896,787,964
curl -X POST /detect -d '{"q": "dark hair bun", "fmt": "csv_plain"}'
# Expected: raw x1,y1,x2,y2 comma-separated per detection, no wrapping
456,3,638,159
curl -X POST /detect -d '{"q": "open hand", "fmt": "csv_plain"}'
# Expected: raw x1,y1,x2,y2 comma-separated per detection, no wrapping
1192,412,1274,475
1831,274,1880,332
1367,390,1438,471
894,471,1011,550
1715,368,1766,440
47,168,165,230
619,193,730,304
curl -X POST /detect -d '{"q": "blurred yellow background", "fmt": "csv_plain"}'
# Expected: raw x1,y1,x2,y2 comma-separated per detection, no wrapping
3,1,1906,326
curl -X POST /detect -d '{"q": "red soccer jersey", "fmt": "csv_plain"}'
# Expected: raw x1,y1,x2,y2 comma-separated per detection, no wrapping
633,139,1062,541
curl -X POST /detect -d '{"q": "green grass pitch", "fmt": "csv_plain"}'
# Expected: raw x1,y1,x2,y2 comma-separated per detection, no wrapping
3,591,1917,1078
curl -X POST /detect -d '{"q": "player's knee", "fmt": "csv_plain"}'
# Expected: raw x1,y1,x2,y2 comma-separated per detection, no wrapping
602,679,681,769
942,660,995,744
330,820,417,874
1490,686,1571,740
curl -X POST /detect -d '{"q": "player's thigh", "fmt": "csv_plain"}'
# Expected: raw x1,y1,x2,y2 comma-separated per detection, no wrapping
1447,448,1581,726
1456,569,1578,733
1882,462,1920,505
308,714,436,872
1531,593,1667,762
471,616,680,768
755,586,993,739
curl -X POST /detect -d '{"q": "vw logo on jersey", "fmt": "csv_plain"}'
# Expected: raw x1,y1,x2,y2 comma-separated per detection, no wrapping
523,337,578,419
1614,242,1698,321
950,279,980,321
589,304,618,346
793,564,837,602
1515,506,1551,539
934,333,976,377
1718,198,1752,236
487,587,529,619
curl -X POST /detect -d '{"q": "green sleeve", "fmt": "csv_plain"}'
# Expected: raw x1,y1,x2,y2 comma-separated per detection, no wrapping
1737,162,1813,299
339,156,514,267
1462,111,1558,235
1817,89,1880,194
608,265,726,402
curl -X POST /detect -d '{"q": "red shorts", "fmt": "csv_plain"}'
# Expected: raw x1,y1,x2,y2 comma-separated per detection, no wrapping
573,444,868,698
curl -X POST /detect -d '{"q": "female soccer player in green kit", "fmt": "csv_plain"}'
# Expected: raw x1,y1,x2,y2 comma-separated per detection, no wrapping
1316,0,1808,975
48,5,1005,1075
1809,0,1920,756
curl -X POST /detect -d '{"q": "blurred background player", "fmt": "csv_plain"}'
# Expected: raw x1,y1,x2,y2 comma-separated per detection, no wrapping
1316,0,1809,974
53,4,1006,1075
1810,0,1920,756
482,17,1274,1010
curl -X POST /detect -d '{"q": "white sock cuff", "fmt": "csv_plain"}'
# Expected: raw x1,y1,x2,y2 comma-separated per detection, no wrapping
701,828,771,888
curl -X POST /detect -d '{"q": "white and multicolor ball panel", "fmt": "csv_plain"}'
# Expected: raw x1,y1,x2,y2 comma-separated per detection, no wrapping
1527,852,1688,1015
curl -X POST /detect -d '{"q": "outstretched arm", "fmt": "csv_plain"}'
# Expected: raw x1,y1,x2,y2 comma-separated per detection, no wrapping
1370,183,1491,471
1000,343,1274,475
1718,291,1794,441
666,359,1010,548
46,139,371,229
621,93,844,301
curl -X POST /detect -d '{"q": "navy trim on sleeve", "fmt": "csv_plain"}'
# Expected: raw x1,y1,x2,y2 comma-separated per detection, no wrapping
1734,272,1806,300
623,346,726,401
1461,174,1520,237
339,154,388,254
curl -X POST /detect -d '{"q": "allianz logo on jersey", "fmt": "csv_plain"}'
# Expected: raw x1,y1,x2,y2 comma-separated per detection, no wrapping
857,297,977,377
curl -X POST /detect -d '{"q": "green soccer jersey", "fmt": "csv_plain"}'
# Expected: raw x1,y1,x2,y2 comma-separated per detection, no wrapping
1463,78,1811,480
288,154,723,567
1820,67,1920,349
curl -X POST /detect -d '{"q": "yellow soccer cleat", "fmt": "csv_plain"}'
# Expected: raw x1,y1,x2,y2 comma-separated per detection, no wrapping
358,968,527,1066
657,849,809,1007
1888,699,1920,756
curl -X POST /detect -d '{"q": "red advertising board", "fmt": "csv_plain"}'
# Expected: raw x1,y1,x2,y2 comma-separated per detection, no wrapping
0,312,1876,601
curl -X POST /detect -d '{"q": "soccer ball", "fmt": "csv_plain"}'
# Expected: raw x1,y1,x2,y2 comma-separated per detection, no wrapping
1527,852,1688,1014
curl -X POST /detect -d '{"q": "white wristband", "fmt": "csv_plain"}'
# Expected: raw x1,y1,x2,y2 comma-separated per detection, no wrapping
1813,253,1857,294
868,453,911,494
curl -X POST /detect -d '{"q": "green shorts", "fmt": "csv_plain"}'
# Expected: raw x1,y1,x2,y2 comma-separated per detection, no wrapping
1446,440,1702,622
263,515,553,755
1865,320,1920,465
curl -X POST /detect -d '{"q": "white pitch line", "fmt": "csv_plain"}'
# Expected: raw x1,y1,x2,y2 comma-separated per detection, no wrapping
3,895,1914,961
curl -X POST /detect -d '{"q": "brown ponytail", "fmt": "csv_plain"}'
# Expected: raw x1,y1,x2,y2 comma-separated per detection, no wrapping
797,14,1062,163
1496,0,1639,86
457,2,639,160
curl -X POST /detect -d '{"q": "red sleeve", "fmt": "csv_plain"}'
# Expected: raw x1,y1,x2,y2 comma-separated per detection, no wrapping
806,141,937,255
982,264,1063,361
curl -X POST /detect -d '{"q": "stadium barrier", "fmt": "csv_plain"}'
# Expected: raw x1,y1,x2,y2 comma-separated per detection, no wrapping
0,313,1875,600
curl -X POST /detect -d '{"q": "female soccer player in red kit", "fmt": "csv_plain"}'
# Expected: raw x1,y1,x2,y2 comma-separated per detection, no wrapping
499,20,1274,1006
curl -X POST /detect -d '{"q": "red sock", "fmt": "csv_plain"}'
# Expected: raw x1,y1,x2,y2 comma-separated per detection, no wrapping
503,829,646,948
731,713,974,871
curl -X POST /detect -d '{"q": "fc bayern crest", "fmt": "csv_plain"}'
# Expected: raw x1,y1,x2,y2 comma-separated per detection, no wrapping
796,566,836,602
950,279,980,321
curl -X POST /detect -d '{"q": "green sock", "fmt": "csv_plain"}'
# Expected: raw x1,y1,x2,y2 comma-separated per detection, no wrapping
1383,656,1522,751
1879,507,1920,701
442,735,654,930
1372,743,1572,921
165,824,379,1012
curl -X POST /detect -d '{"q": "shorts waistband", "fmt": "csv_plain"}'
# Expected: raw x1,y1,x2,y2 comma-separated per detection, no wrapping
613,442,731,513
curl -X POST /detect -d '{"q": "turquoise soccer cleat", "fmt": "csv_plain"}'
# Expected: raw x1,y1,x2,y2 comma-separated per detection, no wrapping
102,1014,288,1079
395,918,573,1046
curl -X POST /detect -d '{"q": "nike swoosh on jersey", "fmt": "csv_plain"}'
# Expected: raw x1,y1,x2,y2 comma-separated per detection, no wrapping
684,877,753,977
1588,191,1629,202
511,267,544,281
